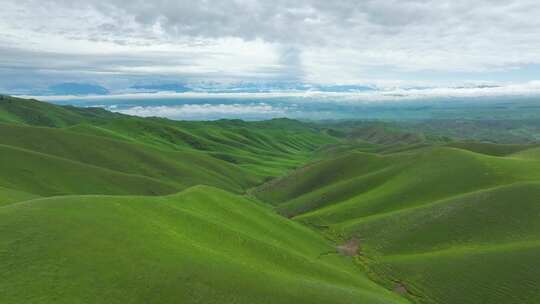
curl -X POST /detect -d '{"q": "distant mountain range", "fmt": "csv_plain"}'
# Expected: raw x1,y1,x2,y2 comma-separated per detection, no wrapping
6,81,508,97
10,81,377,96
130,83,191,92
48,83,110,95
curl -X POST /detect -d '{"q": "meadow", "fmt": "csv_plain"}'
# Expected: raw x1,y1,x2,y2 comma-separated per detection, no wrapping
1,95,539,303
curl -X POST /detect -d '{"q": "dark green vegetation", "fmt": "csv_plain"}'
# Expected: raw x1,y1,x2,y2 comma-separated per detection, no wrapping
1,95,540,304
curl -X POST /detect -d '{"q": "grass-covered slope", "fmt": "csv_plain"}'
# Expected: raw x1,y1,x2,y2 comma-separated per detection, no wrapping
255,146,540,304
0,95,117,127
67,117,336,176
0,144,177,196
373,240,540,304
255,146,540,224
1,96,337,177
342,183,540,255
359,183,540,304
0,124,260,194
0,186,39,207
446,141,539,156
4,95,540,304
0,186,408,304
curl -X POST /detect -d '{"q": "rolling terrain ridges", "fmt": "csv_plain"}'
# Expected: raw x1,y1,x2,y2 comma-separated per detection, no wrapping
255,145,540,304
0,144,179,196
1,96,337,177
257,146,540,225
4,95,540,304
0,186,409,304
0,124,261,194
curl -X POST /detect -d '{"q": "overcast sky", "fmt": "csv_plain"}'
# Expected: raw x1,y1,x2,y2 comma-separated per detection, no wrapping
2,0,540,94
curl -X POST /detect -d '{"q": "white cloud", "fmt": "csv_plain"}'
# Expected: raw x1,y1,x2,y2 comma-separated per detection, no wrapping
26,81,540,104
22,82,540,120
111,103,286,120
1,0,540,88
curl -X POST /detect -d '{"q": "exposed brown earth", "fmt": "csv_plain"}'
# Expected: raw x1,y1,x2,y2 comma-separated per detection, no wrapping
393,283,408,295
336,237,361,256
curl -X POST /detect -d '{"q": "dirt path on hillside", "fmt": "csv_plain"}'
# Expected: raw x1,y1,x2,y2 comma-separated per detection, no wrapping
393,283,408,295
336,237,361,256
317,237,362,258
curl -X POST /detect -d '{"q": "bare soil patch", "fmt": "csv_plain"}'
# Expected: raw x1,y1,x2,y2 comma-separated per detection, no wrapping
393,283,408,295
336,237,361,256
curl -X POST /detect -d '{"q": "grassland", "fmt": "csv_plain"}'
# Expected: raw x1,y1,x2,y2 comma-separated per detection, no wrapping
1,96,406,303
0,124,260,194
0,96,336,178
0,186,408,304
255,142,540,304
2,95,540,303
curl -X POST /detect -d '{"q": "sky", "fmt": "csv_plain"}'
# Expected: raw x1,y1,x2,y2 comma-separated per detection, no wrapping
1,1,540,98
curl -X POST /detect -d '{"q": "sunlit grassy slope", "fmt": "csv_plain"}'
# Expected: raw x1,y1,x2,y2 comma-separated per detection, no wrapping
0,186,39,207
0,124,260,194
446,141,539,156
0,96,340,198
0,186,408,304
254,144,540,304
0,143,178,196
1,96,337,177
255,146,540,222
3,95,540,304
2,96,409,303
67,117,335,176
0,95,118,127
361,183,540,304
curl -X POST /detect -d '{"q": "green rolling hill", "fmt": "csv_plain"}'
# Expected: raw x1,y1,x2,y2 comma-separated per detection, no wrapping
255,146,540,221
0,143,177,196
0,96,336,177
0,124,260,194
2,95,540,304
0,185,39,207
0,95,118,127
360,182,540,304
254,144,540,303
0,186,407,304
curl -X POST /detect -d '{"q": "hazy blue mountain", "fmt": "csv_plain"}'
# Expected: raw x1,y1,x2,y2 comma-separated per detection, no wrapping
131,83,191,92
48,83,109,95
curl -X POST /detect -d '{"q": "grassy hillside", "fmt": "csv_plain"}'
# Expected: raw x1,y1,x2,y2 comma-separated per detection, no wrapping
1,96,337,177
255,146,540,222
4,95,540,304
325,119,540,144
0,97,338,197
0,124,260,194
446,141,539,156
0,186,39,207
66,117,336,176
0,186,408,304
0,144,178,196
359,183,540,304
372,241,540,304
254,145,540,304
0,95,117,127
